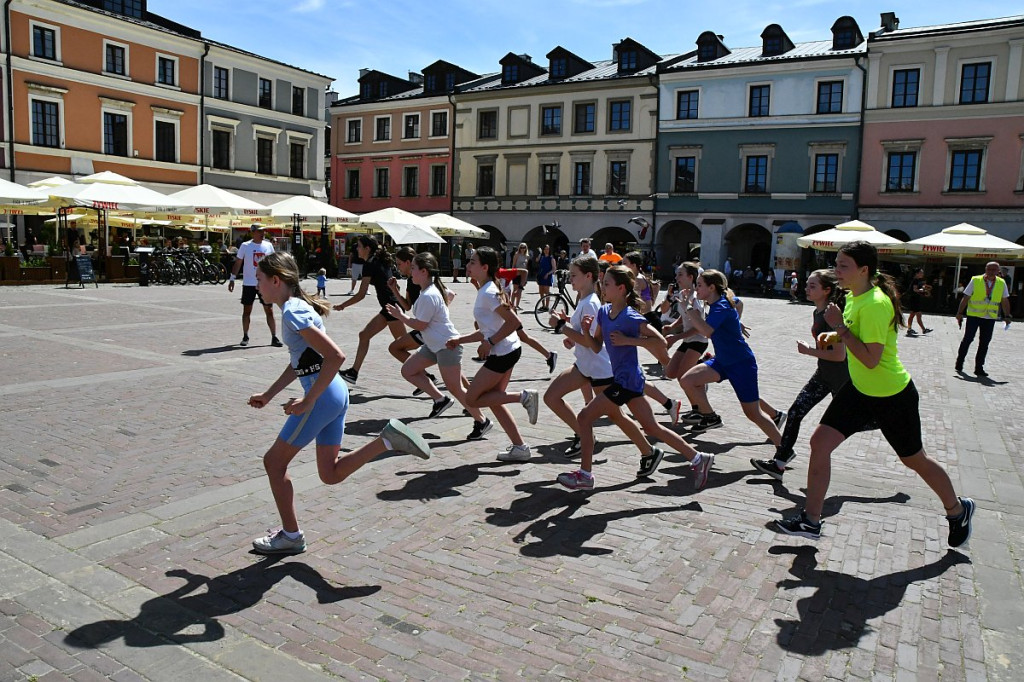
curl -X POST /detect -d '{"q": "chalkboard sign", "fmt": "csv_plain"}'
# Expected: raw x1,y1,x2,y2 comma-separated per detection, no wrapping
67,254,99,288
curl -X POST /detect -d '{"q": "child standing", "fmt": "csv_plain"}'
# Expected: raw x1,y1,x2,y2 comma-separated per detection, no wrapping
773,241,974,547
315,268,327,298
447,247,538,461
556,265,713,491
247,252,430,555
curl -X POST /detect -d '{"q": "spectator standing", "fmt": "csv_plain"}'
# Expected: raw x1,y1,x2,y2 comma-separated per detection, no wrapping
577,238,598,261
955,261,1011,377
227,224,281,348
599,243,622,265
451,241,462,283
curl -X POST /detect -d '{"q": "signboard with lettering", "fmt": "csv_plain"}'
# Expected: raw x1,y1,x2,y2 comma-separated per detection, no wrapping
67,254,99,288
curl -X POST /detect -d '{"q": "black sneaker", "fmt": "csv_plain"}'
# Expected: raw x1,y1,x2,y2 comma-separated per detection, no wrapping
923,327,933,334
636,446,665,478
546,352,558,374
774,512,821,540
690,413,723,432
339,368,358,384
240,335,250,347
772,411,787,431
564,435,581,457
975,368,988,377
467,418,493,441
751,458,785,481
471,355,486,363
271,336,283,347
679,409,703,425
428,396,454,418
947,497,975,548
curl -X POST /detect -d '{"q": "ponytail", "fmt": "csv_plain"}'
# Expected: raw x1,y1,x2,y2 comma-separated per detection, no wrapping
874,272,905,330
413,252,449,307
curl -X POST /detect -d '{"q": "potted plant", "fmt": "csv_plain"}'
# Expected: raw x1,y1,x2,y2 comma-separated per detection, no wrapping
1,241,20,280
21,256,50,281
47,242,67,280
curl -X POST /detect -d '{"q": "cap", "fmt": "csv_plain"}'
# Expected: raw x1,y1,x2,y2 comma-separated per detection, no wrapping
250,224,265,231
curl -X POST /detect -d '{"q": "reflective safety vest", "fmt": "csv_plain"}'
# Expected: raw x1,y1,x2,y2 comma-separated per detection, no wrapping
966,275,1006,319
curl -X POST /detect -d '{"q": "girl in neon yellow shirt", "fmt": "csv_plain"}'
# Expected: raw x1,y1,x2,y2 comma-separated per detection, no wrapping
773,241,975,548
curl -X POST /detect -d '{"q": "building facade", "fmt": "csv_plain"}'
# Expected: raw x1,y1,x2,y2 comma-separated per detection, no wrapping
1,0,331,205
331,61,481,216
655,18,867,275
452,41,663,256
859,13,1024,245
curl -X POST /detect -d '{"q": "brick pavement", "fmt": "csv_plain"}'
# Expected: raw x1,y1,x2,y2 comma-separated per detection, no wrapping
0,280,1021,681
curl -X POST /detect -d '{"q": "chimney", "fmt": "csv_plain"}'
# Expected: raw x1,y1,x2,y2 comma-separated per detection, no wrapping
517,54,532,63
408,71,423,85
880,12,899,32
358,68,371,78
325,89,339,105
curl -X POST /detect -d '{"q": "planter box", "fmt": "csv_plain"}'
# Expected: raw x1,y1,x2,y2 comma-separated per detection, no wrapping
1,255,20,280
48,257,67,280
20,267,50,281
106,256,125,280
124,264,140,281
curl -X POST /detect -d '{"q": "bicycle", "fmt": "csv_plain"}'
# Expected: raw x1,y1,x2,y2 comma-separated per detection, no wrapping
533,269,575,329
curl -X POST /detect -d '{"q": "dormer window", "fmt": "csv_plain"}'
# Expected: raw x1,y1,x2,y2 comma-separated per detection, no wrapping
698,44,716,61
360,83,371,99
424,74,437,92
445,72,455,91
378,81,388,98
550,57,567,78
830,16,864,50
764,36,781,55
696,32,730,63
760,25,793,57
502,64,519,84
618,50,637,72
834,29,855,48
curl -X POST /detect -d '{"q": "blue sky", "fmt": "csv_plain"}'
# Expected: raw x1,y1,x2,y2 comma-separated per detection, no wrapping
152,1,1023,96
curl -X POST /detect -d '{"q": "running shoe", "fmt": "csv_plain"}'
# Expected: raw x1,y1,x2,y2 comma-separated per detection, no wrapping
750,458,785,482
692,452,714,490
670,400,685,425
381,419,431,460
428,396,454,418
772,410,787,432
522,389,540,425
471,355,486,363
252,529,306,555
497,443,531,462
636,446,665,478
339,368,358,384
271,336,283,347
774,512,821,540
557,470,595,491
906,329,918,337
690,413,723,432
240,335,250,347
923,328,934,334
546,352,558,374
467,418,493,441
679,409,703,425
564,435,581,457
975,368,989,377
947,497,975,548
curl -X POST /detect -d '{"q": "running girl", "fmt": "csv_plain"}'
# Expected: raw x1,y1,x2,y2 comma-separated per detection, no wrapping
663,261,710,423
447,246,539,462
334,235,404,384
678,270,784,441
774,241,975,547
248,252,430,555
545,257,650,458
386,253,491,439
557,265,713,491
751,269,871,481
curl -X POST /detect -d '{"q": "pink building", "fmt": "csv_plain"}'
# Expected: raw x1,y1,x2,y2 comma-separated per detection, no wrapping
859,13,1024,244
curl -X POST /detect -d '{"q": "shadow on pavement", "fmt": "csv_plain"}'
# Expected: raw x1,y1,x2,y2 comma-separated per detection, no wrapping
181,345,241,356
485,478,644,529
64,556,379,649
512,497,702,557
377,461,519,502
746,477,912,518
769,545,970,655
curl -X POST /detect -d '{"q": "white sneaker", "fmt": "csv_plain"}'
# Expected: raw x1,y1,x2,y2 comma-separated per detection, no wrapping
381,419,431,460
521,389,539,425
497,443,531,462
252,529,306,555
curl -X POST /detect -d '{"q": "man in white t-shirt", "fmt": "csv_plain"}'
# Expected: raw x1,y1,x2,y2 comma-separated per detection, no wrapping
227,225,280,347
577,238,598,261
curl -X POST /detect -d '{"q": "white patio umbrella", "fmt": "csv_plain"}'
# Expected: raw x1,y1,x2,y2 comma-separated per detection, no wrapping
797,219,906,255
47,171,189,213
266,195,357,222
903,223,1024,275
358,207,445,245
28,176,73,188
0,177,48,205
424,213,489,239
164,184,269,218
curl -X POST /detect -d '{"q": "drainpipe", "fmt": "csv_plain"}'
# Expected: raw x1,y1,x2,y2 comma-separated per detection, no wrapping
649,74,659,274
199,42,209,183
447,92,456,216
853,54,868,220
5,0,16,181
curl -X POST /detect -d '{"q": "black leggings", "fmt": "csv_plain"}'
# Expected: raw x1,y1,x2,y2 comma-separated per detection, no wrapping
776,371,877,464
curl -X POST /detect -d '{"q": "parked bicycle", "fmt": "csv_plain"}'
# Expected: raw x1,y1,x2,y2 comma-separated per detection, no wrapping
533,269,576,329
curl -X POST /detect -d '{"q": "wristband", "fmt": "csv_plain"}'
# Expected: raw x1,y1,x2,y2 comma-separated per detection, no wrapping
486,336,494,345
229,274,236,282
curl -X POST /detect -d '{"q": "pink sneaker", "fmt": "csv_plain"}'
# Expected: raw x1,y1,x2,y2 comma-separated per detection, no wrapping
557,470,595,490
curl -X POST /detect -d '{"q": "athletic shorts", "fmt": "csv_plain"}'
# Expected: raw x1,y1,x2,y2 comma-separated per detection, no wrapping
483,346,522,374
705,356,760,404
379,306,398,322
278,374,349,449
410,330,424,346
417,343,463,367
603,381,644,406
819,379,923,458
583,373,614,387
676,340,709,355
240,285,271,307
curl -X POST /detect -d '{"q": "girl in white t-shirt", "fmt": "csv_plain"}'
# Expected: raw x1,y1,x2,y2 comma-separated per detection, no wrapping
547,256,651,457
387,253,489,440
447,247,538,462
664,261,711,422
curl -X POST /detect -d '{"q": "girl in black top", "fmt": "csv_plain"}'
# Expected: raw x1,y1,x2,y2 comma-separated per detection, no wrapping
334,235,403,384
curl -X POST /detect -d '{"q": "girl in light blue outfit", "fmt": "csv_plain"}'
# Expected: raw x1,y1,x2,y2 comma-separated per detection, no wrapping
246,252,430,555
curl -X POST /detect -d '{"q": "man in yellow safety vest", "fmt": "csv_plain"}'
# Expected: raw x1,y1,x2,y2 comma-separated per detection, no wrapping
955,261,1012,377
